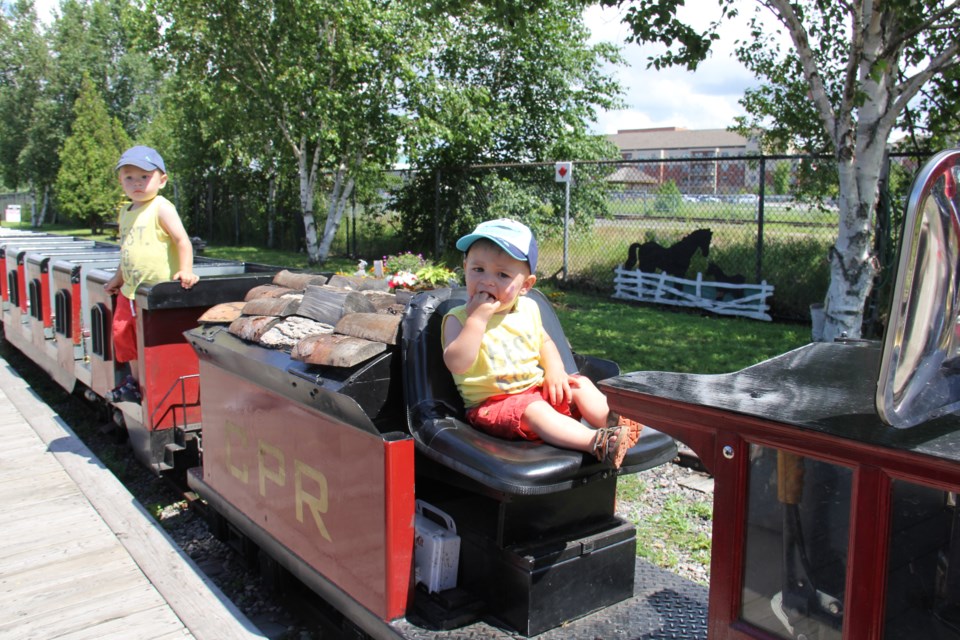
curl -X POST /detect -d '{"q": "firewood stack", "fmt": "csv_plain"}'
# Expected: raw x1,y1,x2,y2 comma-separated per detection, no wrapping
197,269,412,368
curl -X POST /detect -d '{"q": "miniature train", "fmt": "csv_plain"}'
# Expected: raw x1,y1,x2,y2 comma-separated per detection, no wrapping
0,225,689,638
2,147,957,640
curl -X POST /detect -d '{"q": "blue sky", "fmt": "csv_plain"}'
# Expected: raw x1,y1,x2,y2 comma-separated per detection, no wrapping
584,1,766,134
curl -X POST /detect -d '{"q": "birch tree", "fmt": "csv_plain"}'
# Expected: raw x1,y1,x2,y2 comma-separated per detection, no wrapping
604,0,960,340
146,0,416,264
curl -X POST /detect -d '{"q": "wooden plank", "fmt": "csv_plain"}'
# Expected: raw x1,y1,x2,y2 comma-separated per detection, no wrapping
326,273,390,291
272,269,328,290
52,605,192,640
360,290,401,312
297,284,376,325
0,530,115,574
0,543,132,596
0,582,175,640
243,284,294,301
228,315,280,341
241,294,302,317
291,333,387,367
197,301,246,324
334,312,402,345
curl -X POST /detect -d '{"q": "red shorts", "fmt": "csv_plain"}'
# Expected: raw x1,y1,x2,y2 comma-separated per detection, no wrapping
112,296,138,363
466,381,582,441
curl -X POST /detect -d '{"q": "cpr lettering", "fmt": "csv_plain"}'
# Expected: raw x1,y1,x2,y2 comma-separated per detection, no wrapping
224,420,331,540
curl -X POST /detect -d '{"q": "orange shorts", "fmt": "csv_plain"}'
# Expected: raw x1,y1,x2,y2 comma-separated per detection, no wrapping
112,296,138,363
466,379,583,441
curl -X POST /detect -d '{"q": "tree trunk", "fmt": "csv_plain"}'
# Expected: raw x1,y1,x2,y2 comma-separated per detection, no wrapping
317,166,355,263
267,172,276,249
820,59,893,341
297,138,321,264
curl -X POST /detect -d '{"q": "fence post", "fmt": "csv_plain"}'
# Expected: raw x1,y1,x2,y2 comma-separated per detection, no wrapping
756,154,766,283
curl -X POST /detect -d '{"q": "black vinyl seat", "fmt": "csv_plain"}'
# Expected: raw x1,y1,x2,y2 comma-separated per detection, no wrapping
401,287,677,496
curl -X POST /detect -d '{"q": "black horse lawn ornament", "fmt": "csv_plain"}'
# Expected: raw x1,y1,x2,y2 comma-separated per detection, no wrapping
623,228,712,278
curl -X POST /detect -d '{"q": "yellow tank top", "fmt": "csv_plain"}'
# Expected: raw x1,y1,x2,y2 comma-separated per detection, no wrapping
118,195,180,299
442,295,546,407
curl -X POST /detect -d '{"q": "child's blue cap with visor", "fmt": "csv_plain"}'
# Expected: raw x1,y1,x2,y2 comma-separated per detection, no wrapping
116,146,166,174
456,219,538,273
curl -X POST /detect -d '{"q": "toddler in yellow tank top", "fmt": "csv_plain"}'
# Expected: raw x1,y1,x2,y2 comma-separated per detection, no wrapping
441,218,644,469
103,146,199,401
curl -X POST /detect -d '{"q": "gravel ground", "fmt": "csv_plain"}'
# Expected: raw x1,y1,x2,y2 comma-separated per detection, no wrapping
1,342,713,639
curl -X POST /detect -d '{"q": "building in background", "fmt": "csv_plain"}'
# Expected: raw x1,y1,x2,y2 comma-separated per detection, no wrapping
605,127,760,195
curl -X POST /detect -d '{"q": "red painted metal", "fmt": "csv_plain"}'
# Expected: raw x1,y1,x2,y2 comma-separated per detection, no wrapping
383,436,416,619
138,305,203,431
602,384,960,640
198,362,415,621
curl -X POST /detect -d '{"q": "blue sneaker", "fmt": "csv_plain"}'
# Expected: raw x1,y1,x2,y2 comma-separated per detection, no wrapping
106,375,141,403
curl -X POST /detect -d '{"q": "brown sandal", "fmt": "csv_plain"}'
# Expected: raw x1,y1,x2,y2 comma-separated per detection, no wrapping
593,425,631,469
608,412,644,449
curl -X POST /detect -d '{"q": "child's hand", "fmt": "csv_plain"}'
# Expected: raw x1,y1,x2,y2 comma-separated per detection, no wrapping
541,369,572,407
175,271,199,289
104,281,119,295
465,291,499,320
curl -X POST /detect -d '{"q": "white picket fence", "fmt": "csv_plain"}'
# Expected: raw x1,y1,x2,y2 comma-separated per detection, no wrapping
613,267,774,321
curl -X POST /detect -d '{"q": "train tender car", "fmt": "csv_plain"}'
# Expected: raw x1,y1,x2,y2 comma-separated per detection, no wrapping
185,281,688,639
25,247,121,345
51,254,123,388
81,258,284,474
601,149,960,639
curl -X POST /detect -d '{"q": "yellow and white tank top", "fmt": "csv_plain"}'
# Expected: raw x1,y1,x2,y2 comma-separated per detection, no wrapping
118,195,179,299
442,295,546,408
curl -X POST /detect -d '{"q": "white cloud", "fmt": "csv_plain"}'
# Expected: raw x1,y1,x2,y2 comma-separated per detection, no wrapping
584,1,771,134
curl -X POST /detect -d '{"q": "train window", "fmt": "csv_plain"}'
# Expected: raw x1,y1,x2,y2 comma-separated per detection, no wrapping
740,444,850,639
28,279,42,321
884,480,960,638
8,272,17,306
54,290,70,336
91,302,110,359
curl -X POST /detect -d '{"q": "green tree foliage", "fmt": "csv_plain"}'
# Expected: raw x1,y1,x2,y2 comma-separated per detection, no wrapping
393,1,624,258
0,0,57,222
146,0,416,264
54,75,130,230
654,180,682,214
771,161,792,195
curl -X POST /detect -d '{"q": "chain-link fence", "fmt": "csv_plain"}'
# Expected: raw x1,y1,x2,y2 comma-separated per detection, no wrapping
407,153,925,326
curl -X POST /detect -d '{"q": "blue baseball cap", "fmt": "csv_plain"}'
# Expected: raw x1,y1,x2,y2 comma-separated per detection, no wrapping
456,218,538,273
116,146,166,174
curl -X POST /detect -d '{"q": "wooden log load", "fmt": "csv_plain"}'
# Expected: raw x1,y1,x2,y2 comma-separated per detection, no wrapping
216,276,417,368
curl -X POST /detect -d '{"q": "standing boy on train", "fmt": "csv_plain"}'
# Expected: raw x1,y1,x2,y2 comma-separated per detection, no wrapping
104,146,199,402
441,218,643,468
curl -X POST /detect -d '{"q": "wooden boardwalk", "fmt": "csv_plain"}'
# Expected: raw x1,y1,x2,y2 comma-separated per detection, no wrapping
0,358,267,640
